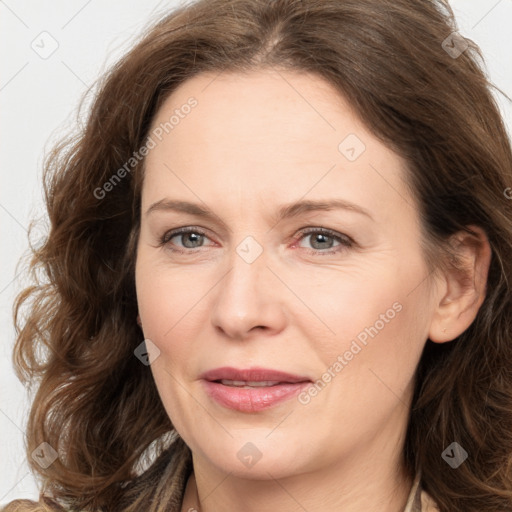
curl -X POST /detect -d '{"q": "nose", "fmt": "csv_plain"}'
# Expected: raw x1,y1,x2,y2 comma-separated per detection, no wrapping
209,242,288,341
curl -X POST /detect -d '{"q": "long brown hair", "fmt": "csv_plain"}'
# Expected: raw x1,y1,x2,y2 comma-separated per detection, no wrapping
4,0,512,511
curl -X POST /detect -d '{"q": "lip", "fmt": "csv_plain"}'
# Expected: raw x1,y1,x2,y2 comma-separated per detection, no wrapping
200,366,312,413
199,366,311,383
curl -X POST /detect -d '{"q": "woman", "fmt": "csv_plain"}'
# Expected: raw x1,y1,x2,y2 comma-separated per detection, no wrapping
3,0,512,511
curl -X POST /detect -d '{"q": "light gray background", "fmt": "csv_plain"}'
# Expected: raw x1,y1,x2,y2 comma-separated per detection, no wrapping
1,0,511,504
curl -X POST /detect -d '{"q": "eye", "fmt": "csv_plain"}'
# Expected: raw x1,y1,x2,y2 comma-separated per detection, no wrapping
159,227,212,252
158,226,354,256
294,227,353,255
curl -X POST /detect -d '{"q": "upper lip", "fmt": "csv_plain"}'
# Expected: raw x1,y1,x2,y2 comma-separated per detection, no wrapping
200,366,312,383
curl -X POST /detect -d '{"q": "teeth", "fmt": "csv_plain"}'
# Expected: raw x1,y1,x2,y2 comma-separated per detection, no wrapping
220,379,281,387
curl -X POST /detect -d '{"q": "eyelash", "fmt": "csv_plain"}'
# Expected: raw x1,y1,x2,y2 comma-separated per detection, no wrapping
158,226,354,256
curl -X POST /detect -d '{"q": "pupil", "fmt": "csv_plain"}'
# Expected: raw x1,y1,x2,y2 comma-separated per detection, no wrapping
312,233,332,249
185,233,201,247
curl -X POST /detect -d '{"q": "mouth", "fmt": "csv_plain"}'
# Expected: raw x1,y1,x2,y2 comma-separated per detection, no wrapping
200,367,312,412
215,379,290,388
200,366,311,384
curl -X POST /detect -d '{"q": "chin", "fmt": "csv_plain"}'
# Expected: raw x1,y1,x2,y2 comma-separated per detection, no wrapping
192,435,311,480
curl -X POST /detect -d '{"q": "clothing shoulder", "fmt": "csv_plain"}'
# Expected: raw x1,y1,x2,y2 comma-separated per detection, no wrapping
421,490,440,512
0,498,67,512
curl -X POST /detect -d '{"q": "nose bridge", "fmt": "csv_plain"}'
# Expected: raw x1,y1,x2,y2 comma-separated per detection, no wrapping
209,233,286,338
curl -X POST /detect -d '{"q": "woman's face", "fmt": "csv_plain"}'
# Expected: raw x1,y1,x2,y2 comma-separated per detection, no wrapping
135,69,438,479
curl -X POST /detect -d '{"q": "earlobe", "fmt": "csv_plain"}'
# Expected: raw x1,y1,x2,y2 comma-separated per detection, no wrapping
428,226,491,343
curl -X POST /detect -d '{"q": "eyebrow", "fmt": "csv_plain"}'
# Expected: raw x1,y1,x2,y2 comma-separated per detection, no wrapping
145,198,374,227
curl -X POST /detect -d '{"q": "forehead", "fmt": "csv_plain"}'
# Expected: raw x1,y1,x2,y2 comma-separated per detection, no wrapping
148,68,369,161
142,69,414,226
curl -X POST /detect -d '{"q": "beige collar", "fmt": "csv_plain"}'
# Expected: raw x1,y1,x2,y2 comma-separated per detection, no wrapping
403,470,439,512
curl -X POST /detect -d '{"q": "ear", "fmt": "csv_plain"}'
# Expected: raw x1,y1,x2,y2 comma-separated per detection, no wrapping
428,225,491,343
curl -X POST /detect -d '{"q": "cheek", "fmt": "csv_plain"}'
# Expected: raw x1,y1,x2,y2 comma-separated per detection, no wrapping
135,253,213,361
295,284,427,442
134,256,206,425
298,253,430,380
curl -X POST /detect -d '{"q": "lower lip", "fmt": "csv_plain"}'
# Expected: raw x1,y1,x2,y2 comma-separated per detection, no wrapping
202,380,311,412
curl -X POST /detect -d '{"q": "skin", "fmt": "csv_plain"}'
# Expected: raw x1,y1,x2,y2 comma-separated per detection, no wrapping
135,68,491,512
